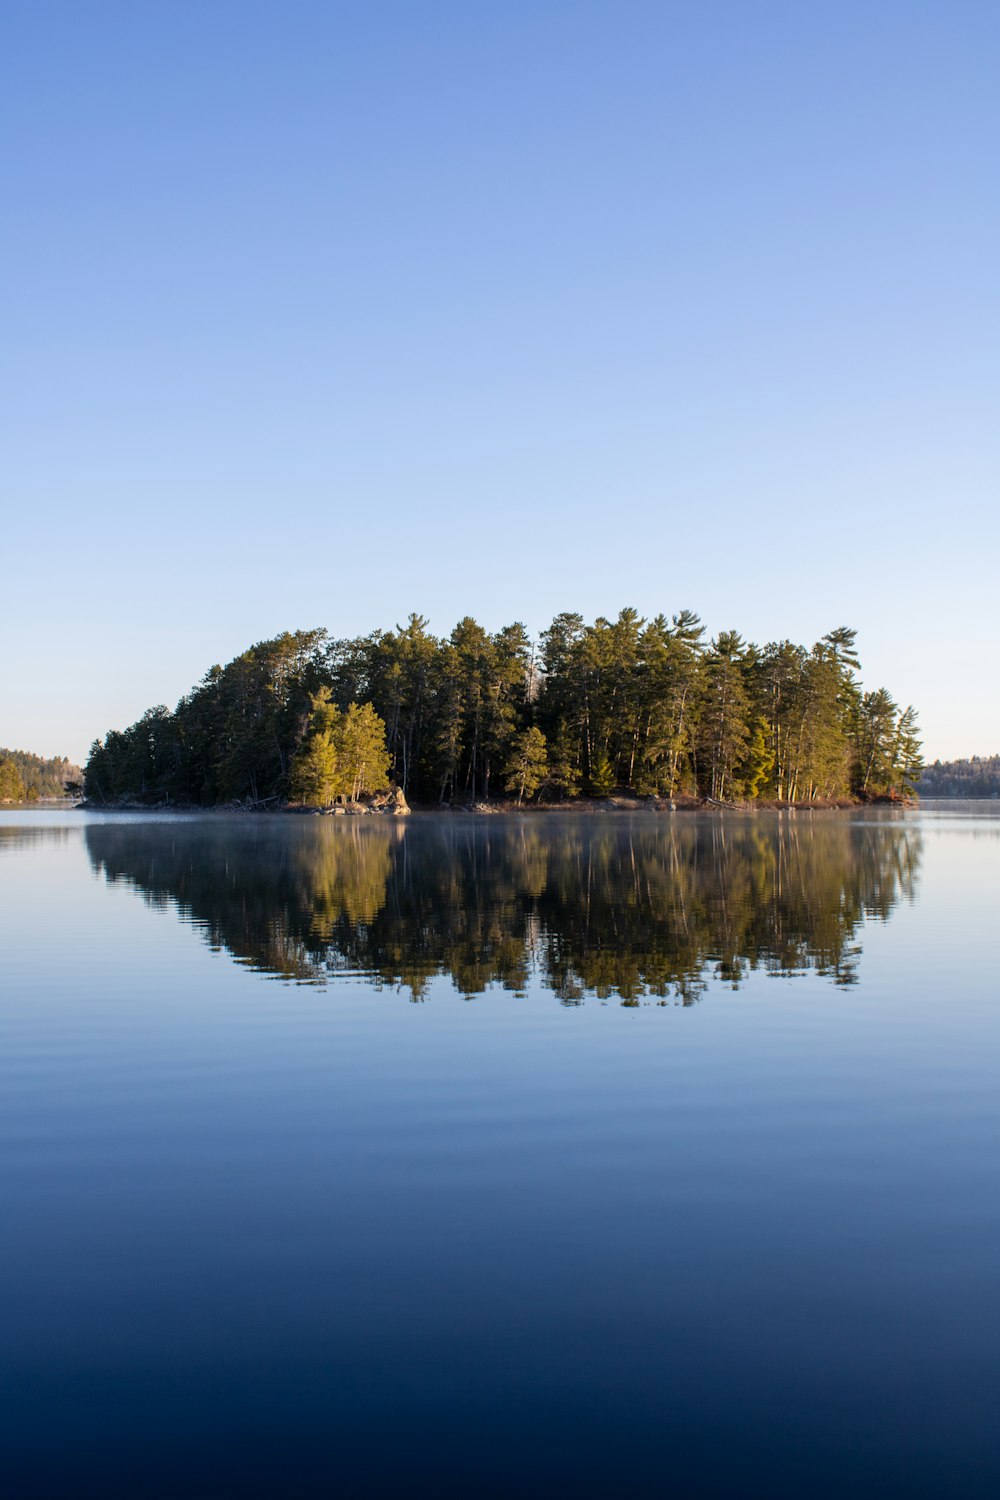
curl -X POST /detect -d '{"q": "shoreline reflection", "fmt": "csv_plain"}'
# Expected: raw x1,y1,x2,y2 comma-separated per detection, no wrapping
84,814,922,1002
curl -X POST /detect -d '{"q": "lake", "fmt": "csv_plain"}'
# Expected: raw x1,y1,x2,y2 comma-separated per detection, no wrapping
2,805,999,1497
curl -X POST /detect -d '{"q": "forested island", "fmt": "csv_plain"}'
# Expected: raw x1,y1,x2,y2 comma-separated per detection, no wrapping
917,755,1000,797
83,611,922,810
0,750,83,803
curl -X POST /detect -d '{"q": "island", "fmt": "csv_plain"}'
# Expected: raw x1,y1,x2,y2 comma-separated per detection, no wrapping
79,611,922,812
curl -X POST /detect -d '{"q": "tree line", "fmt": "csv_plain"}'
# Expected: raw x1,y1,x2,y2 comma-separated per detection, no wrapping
0,749,83,803
83,611,922,806
917,755,1000,797
84,816,922,999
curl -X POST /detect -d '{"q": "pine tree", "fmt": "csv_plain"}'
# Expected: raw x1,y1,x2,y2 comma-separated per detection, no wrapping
334,703,392,801
503,727,549,805
854,688,899,794
546,724,582,799
739,717,775,799
589,751,615,797
289,687,342,805
699,632,752,800
890,706,923,796
0,758,26,802
289,730,340,806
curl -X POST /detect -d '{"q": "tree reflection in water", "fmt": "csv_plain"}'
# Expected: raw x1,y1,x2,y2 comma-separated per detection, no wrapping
84,814,921,1003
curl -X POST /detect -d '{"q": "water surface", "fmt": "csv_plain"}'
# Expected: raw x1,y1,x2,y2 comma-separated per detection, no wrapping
2,806,998,1496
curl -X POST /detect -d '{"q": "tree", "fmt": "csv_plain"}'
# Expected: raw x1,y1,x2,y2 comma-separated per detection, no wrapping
854,688,899,794
334,703,391,801
289,732,339,805
589,751,615,797
739,717,775,799
361,614,439,795
545,724,582,799
698,632,751,800
290,688,342,806
890,706,923,796
0,758,26,802
504,727,549,804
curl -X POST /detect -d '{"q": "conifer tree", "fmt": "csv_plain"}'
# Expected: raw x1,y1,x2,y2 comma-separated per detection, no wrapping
289,729,340,805
0,758,26,802
739,718,775,799
589,751,615,797
335,703,392,801
699,632,752,800
546,725,582,799
289,688,342,805
503,727,549,805
891,706,923,796
854,688,900,794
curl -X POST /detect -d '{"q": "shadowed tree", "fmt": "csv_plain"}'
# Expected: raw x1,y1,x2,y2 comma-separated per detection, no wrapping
503,727,549,805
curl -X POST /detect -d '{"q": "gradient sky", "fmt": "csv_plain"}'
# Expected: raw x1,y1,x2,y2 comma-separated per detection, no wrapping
2,1,997,765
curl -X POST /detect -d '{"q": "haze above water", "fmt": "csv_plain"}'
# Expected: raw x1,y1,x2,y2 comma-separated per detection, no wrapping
3,807,999,1497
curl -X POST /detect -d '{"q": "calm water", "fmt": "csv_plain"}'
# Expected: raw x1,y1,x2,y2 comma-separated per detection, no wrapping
2,805,999,1497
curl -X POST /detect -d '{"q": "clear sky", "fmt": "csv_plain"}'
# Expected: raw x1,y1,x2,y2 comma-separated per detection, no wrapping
2,1,997,765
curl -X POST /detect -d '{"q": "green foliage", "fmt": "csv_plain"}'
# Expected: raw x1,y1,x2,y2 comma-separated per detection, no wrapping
503,727,549,804
336,702,392,801
289,690,342,806
588,752,615,797
739,718,775,800
0,749,81,799
545,725,582,799
0,757,27,802
289,692,391,805
698,631,751,801
85,612,920,807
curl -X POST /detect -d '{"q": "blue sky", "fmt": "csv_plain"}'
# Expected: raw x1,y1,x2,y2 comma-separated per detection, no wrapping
2,1,997,764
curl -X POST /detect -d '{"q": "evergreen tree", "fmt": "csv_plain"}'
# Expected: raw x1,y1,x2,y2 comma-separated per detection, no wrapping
290,729,340,805
890,706,923,796
589,751,615,797
698,632,751,800
289,689,342,805
545,725,582,799
503,727,549,805
854,688,900,794
739,717,775,799
335,703,392,801
0,758,26,802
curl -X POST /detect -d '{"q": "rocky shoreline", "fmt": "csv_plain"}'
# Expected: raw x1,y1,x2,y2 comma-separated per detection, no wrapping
77,789,914,815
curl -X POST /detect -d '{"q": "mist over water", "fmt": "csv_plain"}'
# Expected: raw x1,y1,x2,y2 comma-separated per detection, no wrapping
2,807,999,1499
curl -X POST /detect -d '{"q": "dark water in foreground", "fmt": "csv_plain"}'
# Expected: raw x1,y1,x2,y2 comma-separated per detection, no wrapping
2,806,999,1497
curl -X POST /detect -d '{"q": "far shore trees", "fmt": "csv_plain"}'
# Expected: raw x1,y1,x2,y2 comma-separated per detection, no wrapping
0,758,27,803
0,749,80,800
917,755,1000,797
84,612,923,807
